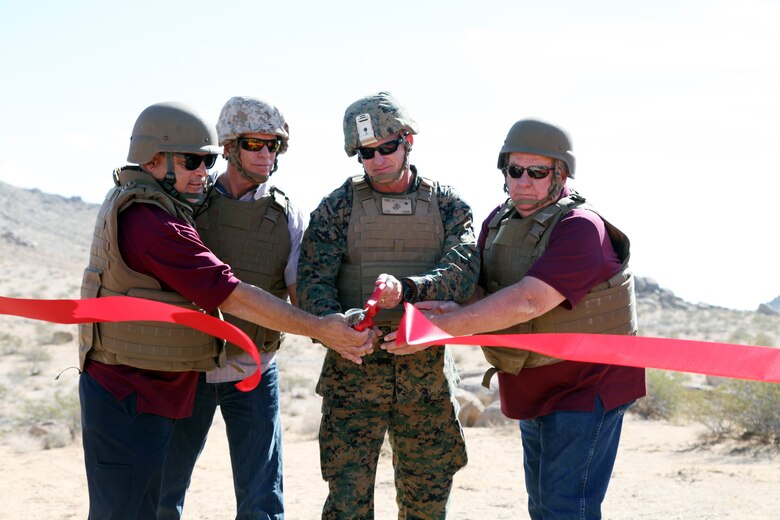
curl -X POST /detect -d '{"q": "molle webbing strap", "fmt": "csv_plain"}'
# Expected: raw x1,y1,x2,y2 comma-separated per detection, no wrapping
195,188,291,354
80,174,224,372
480,194,636,384
337,176,444,327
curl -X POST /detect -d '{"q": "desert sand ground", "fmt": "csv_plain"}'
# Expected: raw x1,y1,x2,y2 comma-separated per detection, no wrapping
1,333,780,520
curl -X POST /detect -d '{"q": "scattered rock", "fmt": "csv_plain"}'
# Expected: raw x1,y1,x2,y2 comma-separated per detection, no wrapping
1,230,36,248
757,303,779,316
455,388,485,427
458,375,499,406
473,401,514,428
27,421,73,449
50,331,74,345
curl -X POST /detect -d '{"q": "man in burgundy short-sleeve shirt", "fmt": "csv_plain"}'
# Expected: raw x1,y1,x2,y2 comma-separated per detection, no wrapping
386,119,645,520
79,102,371,520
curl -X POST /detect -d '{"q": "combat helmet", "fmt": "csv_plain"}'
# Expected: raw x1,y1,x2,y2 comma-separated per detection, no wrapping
343,91,419,157
216,96,290,153
497,119,575,178
127,102,220,164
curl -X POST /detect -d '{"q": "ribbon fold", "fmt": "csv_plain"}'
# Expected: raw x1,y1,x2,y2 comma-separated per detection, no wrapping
354,282,387,331
398,303,780,384
0,296,261,391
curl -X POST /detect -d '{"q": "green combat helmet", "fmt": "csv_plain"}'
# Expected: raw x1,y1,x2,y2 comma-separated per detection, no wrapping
127,101,220,205
497,119,575,178
128,101,220,164
343,91,419,157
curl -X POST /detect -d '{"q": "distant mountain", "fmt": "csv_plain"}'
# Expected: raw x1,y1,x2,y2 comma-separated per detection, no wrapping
1,180,98,278
0,181,99,300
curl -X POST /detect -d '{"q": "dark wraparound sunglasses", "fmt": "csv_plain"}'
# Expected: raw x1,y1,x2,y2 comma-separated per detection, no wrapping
239,137,282,153
502,165,554,179
176,153,218,170
356,136,405,160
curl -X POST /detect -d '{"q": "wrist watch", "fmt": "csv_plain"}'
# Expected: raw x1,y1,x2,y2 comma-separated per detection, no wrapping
401,279,417,303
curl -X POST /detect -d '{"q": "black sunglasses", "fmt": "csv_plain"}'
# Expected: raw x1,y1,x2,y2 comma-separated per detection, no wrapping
239,137,282,153
356,136,405,160
176,153,218,171
502,165,554,180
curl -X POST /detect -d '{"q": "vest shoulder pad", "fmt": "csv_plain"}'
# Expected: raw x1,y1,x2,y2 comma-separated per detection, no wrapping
269,186,290,218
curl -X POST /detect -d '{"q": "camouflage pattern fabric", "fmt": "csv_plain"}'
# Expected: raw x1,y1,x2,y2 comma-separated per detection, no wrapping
319,399,467,520
298,168,477,518
216,95,290,151
342,91,420,157
298,168,479,404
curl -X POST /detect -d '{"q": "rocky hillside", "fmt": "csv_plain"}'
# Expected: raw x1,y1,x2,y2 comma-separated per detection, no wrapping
0,181,98,300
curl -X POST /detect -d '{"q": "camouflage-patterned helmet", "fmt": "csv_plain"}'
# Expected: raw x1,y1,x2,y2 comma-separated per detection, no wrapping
127,102,220,164
216,96,290,154
342,91,419,157
497,119,576,177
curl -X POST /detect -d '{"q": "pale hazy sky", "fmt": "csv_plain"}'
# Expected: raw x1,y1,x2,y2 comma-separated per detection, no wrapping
1,0,778,310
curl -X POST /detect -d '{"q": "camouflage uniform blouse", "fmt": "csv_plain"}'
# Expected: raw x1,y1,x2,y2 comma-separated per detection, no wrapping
298,168,479,406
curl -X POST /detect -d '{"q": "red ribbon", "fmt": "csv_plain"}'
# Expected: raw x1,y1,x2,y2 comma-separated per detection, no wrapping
398,303,780,383
354,282,387,331
0,296,261,391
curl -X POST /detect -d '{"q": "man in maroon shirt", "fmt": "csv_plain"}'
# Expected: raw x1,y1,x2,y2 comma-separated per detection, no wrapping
385,119,645,519
78,102,372,520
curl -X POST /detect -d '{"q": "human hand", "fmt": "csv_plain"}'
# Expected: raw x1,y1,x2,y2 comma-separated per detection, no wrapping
414,300,461,315
381,300,460,355
380,329,433,355
318,313,375,364
374,274,404,309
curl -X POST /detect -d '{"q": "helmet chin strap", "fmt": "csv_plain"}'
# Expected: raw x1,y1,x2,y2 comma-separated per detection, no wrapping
157,152,206,205
229,144,275,185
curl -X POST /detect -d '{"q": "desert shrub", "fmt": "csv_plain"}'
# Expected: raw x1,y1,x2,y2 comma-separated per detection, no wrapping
279,371,313,393
684,379,780,444
15,388,81,447
630,369,688,420
22,344,52,375
23,344,52,364
0,332,21,355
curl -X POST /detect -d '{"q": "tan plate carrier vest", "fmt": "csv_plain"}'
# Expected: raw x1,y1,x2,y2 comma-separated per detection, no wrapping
78,167,225,372
195,185,291,356
480,192,637,387
336,175,445,328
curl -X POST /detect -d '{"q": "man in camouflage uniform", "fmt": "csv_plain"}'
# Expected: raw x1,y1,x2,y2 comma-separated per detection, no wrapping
297,91,479,519
159,96,303,519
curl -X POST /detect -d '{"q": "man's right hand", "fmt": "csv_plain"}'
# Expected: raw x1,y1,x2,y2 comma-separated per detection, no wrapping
317,313,375,364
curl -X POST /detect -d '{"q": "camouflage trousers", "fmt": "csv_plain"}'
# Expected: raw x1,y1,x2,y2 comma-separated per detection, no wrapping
319,398,467,520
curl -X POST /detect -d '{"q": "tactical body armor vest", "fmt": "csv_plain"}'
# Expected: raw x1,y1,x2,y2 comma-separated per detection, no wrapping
336,175,444,327
79,167,225,372
481,192,637,385
195,183,291,355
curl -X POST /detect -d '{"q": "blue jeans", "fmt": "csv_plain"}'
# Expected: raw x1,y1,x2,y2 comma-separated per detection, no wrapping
80,371,175,520
519,397,632,520
158,364,283,520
